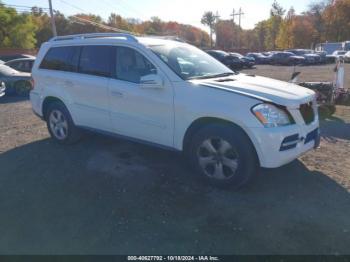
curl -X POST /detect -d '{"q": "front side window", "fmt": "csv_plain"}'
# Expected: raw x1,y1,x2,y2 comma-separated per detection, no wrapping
115,47,156,83
78,46,113,77
40,46,79,72
149,43,233,80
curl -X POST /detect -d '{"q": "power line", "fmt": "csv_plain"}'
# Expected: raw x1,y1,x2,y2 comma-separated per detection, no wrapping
59,0,88,13
1,3,50,10
100,0,147,20
69,15,135,34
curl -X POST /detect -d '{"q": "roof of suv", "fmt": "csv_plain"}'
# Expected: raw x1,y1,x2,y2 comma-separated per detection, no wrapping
47,33,184,48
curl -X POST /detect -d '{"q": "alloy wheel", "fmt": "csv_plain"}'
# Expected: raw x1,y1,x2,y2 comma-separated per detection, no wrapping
197,137,239,180
49,110,68,140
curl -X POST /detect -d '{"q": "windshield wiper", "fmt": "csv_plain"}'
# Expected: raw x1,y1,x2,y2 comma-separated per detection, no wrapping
188,72,235,80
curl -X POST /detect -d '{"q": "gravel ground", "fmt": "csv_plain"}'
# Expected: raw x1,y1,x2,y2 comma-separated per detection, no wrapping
0,65,349,255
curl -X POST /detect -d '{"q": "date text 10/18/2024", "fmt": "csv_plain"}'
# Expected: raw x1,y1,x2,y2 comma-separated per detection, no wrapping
127,256,220,261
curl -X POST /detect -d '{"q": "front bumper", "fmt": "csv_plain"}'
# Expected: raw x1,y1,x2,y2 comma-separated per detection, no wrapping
249,118,319,168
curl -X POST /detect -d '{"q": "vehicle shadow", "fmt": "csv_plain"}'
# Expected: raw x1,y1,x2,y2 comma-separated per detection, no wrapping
320,116,350,141
0,95,28,104
0,134,349,254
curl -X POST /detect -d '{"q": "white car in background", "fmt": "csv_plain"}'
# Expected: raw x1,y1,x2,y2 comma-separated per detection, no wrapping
30,33,320,188
344,51,350,63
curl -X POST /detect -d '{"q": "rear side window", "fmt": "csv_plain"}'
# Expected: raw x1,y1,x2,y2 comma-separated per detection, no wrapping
78,46,112,77
40,46,79,72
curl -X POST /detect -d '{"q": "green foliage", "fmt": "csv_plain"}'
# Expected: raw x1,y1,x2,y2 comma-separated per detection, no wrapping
0,4,37,49
201,11,217,47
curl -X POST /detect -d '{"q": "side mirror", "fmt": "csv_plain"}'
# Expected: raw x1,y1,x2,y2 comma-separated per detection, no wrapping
139,74,164,89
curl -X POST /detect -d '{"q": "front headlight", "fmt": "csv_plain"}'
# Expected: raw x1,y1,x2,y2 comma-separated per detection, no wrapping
252,103,293,128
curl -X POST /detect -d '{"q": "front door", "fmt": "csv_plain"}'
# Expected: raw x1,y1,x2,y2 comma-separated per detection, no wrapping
108,46,174,147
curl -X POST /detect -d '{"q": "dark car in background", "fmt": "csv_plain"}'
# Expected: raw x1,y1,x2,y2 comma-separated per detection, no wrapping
5,57,35,73
206,50,243,70
269,51,305,65
315,51,328,64
246,52,271,64
0,64,32,96
229,52,255,68
286,49,321,64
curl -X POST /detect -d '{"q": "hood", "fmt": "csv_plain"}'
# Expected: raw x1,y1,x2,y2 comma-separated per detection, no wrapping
191,74,315,109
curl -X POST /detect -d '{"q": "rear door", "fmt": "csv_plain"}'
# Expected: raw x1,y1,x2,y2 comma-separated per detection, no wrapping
69,45,113,131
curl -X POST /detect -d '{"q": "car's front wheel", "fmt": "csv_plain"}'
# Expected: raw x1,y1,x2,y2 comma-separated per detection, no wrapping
188,123,258,189
46,101,81,144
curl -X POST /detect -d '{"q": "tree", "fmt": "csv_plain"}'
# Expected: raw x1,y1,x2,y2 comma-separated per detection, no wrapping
107,13,133,31
276,7,295,49
215,20,239,50
307,2,326,44
266,0,285,49
201,11,216,47
322,0,350,42
254,21,268,51
0,4,37,49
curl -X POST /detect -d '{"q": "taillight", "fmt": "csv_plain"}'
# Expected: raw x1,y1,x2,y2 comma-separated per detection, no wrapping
30,77,35,90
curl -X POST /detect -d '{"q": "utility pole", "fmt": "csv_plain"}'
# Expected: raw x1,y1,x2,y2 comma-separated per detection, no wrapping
230,8,235,25
48,0,57,36
231,8,244,28
230,7,244,49
213,11,220,48
238,8,244,28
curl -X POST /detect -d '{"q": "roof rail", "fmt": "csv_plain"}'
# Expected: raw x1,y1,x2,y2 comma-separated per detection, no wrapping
148,35,186,42
49,33,138,42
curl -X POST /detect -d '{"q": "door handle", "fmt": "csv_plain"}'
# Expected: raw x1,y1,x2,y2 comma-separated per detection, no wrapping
111,90,123,98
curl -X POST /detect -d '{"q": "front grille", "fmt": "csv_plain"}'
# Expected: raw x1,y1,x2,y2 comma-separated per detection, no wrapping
300,102,315,124
304,128,319,144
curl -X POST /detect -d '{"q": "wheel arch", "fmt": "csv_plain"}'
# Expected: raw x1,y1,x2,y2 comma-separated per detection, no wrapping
42,96,65,120
182,116,261,166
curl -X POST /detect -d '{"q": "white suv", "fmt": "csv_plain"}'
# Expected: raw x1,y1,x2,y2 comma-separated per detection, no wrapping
30,33,320,188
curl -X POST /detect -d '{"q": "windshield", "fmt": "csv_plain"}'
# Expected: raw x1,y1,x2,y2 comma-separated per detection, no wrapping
292,50,305,55
149,43,233,80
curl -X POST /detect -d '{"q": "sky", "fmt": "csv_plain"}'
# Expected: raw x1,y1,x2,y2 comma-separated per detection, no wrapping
5,0,312,30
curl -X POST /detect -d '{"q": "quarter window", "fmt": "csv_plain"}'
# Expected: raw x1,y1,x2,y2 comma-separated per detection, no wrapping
39,46,79,72
115,47,156,83
78,46,112,77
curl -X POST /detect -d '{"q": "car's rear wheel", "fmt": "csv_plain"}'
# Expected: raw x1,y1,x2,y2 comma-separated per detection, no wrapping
46,101,81,144
188,123,258,189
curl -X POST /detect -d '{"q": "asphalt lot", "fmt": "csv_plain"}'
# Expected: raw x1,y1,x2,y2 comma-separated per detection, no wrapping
0,64,350,255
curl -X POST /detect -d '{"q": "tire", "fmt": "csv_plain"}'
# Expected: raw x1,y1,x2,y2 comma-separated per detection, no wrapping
187,123,258,189
318,105,331,119
326,104,336,116
14,80,31,97
45,101,81,144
